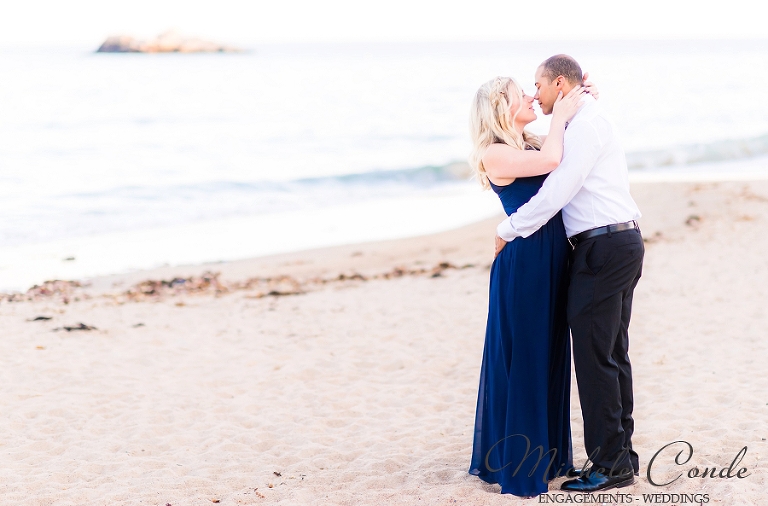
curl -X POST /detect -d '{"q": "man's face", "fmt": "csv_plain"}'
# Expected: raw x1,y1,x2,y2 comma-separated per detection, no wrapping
533,66,559,116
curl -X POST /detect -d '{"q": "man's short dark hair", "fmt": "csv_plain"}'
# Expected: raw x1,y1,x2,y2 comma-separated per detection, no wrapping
540,54,582,85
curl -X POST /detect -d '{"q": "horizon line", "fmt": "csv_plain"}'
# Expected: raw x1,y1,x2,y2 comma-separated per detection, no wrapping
3,36,768,50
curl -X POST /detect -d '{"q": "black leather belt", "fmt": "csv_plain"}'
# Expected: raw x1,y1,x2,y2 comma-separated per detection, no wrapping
568,220,639,248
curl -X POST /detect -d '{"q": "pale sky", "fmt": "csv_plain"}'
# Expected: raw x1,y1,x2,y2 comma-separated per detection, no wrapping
1,0,765,46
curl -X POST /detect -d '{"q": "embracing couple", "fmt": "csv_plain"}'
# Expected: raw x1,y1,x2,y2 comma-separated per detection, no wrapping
467,55,644,497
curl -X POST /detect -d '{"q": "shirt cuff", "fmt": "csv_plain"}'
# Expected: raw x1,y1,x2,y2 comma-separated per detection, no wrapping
496,216,518,242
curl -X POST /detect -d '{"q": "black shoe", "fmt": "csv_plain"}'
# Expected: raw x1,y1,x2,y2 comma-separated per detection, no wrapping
561,471,635,492
566,467,639,478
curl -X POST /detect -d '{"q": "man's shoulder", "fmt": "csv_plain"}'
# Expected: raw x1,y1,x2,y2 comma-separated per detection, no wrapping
571,96,601,122
570,101,614,136
566,113,601,139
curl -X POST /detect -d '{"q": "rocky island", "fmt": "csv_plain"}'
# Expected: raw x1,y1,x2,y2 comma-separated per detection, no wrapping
96,30,242,53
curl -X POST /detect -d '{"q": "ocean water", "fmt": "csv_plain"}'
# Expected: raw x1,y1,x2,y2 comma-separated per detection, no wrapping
1,39,768,291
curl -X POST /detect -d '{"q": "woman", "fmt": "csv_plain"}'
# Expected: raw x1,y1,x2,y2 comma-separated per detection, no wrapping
467,76,591,497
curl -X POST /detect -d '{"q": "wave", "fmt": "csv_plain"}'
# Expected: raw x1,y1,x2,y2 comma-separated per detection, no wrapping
302,132,768,187
61,131,768,204
0,162,476,248
7,134,768,249
307,132,768,186
47,133,768,205
626,134,768,169
296,162,473,186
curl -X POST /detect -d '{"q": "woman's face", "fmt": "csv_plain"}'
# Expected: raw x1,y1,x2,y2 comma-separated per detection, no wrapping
507,84,537,129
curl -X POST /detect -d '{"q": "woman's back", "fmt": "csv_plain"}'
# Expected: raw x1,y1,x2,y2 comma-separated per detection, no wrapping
489,174,549,216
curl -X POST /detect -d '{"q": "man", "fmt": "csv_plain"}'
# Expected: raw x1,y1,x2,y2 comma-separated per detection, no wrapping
495,54,644,493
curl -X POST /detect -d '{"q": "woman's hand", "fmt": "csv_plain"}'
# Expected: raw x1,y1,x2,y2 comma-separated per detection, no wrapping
552,85,585,124
582,72,599,100
494,235,507,258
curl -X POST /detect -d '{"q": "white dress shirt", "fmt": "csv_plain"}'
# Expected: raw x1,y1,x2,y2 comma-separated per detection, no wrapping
496,94,641,240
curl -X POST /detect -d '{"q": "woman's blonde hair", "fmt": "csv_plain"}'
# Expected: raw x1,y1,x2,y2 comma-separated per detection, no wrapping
469,76,541,189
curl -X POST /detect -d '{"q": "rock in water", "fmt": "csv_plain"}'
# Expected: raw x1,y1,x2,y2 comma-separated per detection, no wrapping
97,36,141,53
96,30,242,53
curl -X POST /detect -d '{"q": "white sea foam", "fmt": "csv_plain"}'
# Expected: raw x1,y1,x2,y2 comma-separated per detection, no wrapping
0,185,501,292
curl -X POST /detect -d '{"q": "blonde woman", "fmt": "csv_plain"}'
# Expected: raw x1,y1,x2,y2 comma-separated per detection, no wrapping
467,76,591,496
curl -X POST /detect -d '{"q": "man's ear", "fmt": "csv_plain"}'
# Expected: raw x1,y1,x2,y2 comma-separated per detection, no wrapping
555,76,565,88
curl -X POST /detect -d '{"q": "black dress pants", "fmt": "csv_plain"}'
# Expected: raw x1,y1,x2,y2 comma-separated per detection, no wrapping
567,227,644,476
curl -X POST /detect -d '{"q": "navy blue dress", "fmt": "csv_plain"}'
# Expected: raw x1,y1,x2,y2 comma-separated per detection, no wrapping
469,172,573,497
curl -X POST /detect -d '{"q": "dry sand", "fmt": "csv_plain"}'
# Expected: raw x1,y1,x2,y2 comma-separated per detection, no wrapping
1,180,767,505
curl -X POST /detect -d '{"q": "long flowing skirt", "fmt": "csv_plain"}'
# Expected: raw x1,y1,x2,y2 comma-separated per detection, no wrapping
469,212,572,496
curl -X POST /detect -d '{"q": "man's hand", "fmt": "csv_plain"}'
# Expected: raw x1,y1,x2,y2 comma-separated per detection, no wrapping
494,235,508,258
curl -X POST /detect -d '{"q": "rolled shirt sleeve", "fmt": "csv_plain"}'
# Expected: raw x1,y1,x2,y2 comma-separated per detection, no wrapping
496,121,603,241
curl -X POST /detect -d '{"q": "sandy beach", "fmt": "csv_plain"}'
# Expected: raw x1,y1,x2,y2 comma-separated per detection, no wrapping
1,179,767,505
